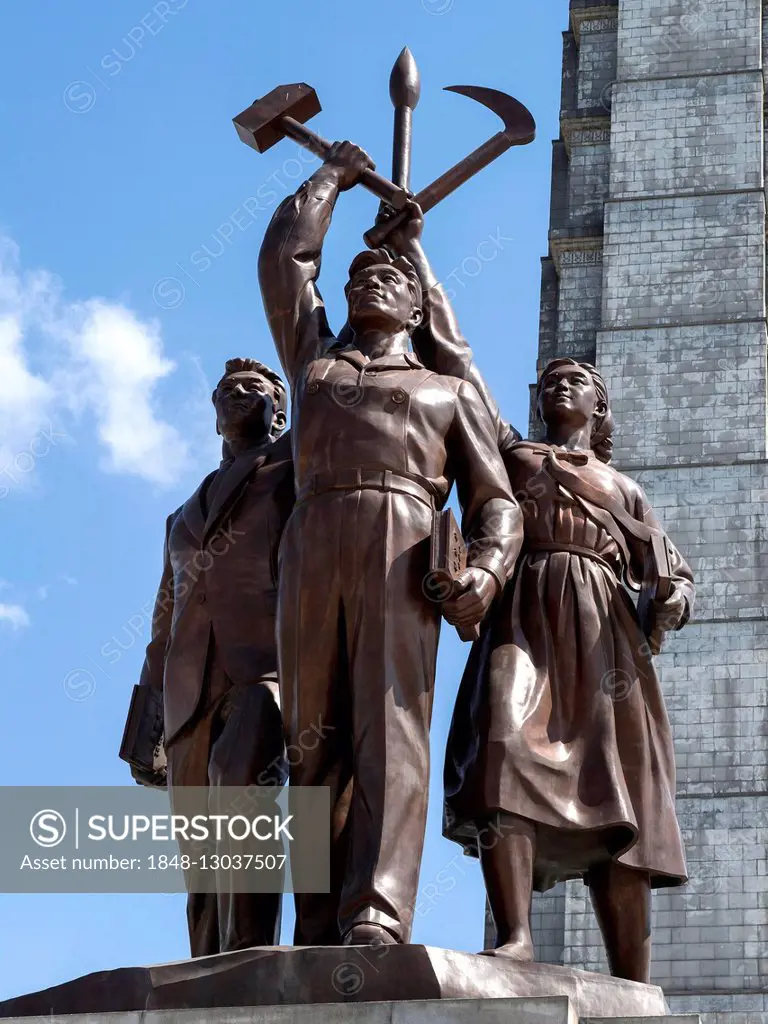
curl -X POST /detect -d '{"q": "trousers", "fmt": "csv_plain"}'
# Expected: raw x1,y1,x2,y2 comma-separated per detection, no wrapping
278,485,442,943
166,645,286,957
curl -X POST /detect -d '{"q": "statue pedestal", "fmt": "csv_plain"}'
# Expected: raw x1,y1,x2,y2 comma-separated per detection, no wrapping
0,945,687,1021
0,998,703,1024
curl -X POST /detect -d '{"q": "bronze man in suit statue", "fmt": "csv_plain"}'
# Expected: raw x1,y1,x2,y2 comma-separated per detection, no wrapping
135,357,294,957
259,142,524,947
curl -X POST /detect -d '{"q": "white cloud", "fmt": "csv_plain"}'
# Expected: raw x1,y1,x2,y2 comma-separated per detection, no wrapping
59,300,189,484
32,575,79,601
0,234,190,491
0,241,56,481
0,604,30,630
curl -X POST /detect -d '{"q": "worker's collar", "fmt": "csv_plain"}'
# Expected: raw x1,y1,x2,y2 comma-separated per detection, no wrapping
331,344,425,372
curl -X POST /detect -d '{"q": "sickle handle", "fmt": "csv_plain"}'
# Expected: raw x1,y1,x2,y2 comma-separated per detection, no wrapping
416,130,514,212
364,130,527,248
280,118,410,210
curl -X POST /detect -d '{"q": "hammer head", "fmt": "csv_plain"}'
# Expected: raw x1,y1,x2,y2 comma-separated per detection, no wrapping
234,84,321,153
445,85,536,146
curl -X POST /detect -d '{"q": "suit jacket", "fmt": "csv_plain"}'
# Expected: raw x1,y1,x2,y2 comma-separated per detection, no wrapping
138,432,295,746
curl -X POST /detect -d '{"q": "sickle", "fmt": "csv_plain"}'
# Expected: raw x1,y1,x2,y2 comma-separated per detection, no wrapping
364,85,536,249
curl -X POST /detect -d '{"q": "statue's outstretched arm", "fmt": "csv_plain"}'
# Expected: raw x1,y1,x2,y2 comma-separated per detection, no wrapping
259,142,375,390
374,203,521,452
258,170,338,390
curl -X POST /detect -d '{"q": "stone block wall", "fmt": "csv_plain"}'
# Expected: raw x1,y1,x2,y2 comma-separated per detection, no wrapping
610,73,764,197
602,194,765,330
526,2,768,1021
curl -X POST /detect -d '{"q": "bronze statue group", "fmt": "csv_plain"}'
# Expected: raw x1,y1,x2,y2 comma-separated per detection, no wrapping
131,142,695,984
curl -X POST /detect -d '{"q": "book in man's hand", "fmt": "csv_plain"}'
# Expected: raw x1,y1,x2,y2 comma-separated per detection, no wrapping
119,684,168,789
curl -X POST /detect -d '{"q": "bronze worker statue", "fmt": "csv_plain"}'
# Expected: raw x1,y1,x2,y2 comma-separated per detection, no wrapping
258,141,524,947
129,357,294,957
373,204,694,983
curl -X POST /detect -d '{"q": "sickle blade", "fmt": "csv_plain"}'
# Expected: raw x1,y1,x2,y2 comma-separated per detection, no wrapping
444,85,536,143
414,86,536,214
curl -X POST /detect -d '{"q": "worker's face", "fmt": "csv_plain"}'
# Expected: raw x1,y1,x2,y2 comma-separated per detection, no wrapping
347,264,422,336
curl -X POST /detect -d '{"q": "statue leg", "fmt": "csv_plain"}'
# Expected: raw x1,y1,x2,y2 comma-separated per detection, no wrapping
278,506,350,945
587,861,652,983
208,680,286,951
166,704,220,958
479,812,535,961
337,492,440,945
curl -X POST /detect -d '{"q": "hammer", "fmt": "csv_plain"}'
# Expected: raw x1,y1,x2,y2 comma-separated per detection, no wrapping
234,84,410,211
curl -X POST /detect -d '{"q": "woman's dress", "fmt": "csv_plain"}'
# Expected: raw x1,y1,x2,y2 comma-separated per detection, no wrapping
444,441,694,890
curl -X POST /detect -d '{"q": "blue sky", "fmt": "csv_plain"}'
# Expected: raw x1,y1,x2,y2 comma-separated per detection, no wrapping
0,0,564,999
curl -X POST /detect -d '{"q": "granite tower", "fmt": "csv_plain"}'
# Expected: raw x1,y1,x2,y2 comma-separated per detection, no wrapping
527,1,768,1021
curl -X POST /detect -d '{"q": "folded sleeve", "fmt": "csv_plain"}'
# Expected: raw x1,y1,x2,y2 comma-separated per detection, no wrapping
258,173,340,389
449,380,524,591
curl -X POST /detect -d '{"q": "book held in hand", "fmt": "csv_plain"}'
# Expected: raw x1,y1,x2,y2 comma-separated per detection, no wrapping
430,508,481,644
637,531,675,656
119,684,167,788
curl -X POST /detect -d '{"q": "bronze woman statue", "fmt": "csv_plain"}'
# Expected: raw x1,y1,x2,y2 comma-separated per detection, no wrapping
443,357,695,982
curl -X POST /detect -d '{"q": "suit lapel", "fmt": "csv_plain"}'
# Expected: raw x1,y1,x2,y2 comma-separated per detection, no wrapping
202,448,269,544
181,472,214,542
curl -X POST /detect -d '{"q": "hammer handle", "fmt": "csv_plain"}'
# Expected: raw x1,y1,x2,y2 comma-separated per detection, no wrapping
280,117,410,211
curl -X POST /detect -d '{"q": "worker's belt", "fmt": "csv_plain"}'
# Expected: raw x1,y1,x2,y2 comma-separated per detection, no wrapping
298,469,435,509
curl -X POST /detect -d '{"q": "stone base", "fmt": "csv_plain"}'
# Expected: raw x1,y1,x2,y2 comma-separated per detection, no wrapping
0,999,705,1024
0,945,673,1020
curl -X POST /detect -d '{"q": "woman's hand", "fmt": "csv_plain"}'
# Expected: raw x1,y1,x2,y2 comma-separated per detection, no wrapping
653,588,689,632
369,199,424,255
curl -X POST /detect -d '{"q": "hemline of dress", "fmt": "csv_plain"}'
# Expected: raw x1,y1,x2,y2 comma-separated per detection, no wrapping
442,812,689,891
